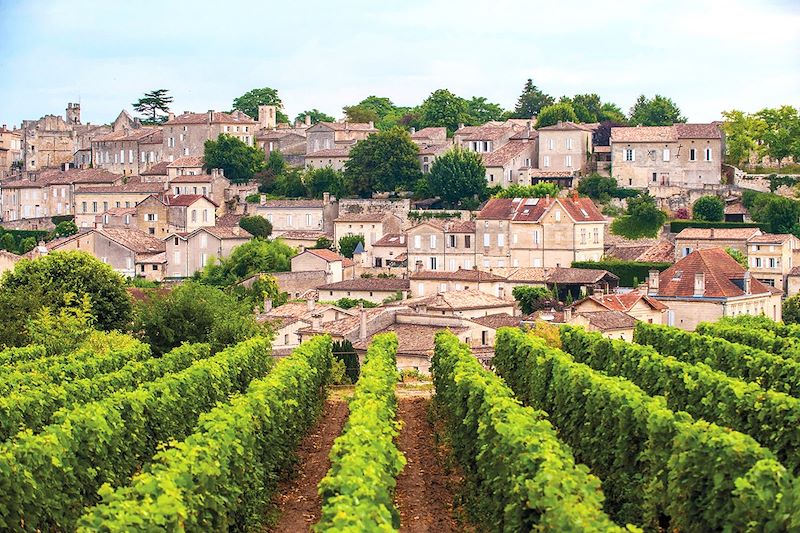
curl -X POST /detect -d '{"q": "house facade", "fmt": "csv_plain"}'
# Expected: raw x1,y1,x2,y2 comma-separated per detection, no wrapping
406,219,476,272
291,248,355,284
537,121,594,175
254,195,338,236
0,125,22,178
482,140,537,188
162,111,256,162
74,180,165,227
333,212,403,253
747,233,800,293
165,226,251,278
91,127,163,176
305,121,376,154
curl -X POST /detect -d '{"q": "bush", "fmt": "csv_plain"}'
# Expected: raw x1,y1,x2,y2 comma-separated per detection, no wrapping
785,295,800,325
334,297,377,310
571,259,671,287
692,195,725,221
54,220,79,237
239,215,272,238
338,234,365,259
511,285,557,314
332,339,360,383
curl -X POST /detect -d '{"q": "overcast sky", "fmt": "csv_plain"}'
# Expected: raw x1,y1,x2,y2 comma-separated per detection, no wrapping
1,0,798,127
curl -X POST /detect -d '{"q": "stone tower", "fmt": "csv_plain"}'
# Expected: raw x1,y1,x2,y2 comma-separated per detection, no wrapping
66,103,81,125
258,105,277,129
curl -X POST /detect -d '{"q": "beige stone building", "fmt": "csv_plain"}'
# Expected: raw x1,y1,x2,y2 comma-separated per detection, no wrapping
528,307,637,341
476,195,606,269
134,195,170,237
371,233,408,268
259,299,353,355
0,125,22,177
409,268,507,299
305,121,377,154
163,111,256,161
74,179,165,227
317,278,410,304
165,226,251,278
304,148,351,171
482,140,537,188
0,250,20,275
610,123,723,189
537,122,594,175
18,106,78,171
334,212,403,254
92,127,163,176
572,289,667,325
747,233,800,293
650,248,782,330
164,194,218,233
674,227,762,259
454,124,517,153
407,219,476,272
254,195,338,236
291,248,355,284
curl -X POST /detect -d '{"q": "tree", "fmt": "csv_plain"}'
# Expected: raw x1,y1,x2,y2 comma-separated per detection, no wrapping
721,109,761,167
332,339,360,383
344,96,396,125
204,134,265,183
465,96,507,124
305,166,346,198
0,251,132,340
760,196,800,234
343,127,421,197
629,94,686,126
536,102,578,128
195,238,295,287
256,150,287,193
338,234,365,259
725,247,748,269
311,236,335,251
239,215,272,238
18,237,36,254
295,109,335,125
55,220,78,237
27,293,95,356
132,89,173,125
511,79,554,119
427,147,486,206
512,285,559,315
578,174,618,200
417,89,470,135
273,167,306,197
231,87,288,123
755,106,800,167
494,182,560,199
342,104,379,123
611,193,667,239
783,294,800,325
692,195,725,222
134,281,265,355
0,233,13,252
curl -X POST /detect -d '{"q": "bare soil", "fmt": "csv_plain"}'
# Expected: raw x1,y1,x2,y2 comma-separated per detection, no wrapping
395,396,464,533
268,399,349,532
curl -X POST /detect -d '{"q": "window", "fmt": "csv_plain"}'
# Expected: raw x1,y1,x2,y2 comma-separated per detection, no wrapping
652,172,657,183
430,257,437,270
430,235,437,249
103,201,108,212
580,228,586,244
103,214,109,224
483,259,490,267
128,149,134,163
203,209,209,222
183,148,189,156
533,230,540,244
543,155,550,168
306,214,312,226
690,148,697,161
565,155,573,168
146,213,157,221
548,138,554,150
92,201,97,213
755,257,762,268
414,235,421,249
174,237,179,245
448,234,456,248
483,233,490,247
489,173,494,183
191,210,197,222
449,258,456,270
464,259,472,269
769,257,776,269
173,251,181,264
513,233,518,244
663,148,670,161
124,214,130,225
554,210,561,222
140,152,146,163
464,235,471,248
566,138,573,150
498,259,505,267
168,137,175,148
148,227,155,235
497,234,505,247
593,228,599,244
287,214,293,227
704,148,712,161
683,247,692,257
82,201,87,213
625,148,635,161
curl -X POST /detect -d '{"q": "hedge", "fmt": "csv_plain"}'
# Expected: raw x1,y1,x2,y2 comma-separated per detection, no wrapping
316,333,404,532
714,314,800,339
634,322,800,397
78,335,332,532
669,219,768,233
570,259,672,287
696,321,800,359
561,325,800,474
494,327,791,531
0,345,47,367
50,215,75,225
0,337,273,531
433,330,626,532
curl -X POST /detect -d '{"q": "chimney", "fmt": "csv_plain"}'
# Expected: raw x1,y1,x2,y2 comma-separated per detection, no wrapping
744,271,752,295
207,110,213,124
410,127,416,134
593,287,604,298
307,296,315,312
458,123,464,130
311,312,321,331
260,193,266,205
359,304,367,340
167,112,175,122
648,270,660,295
368,121,374,129
694,272,705,297
563,306,573,323
263,297,272,313
323,191,330,205
344,121,348,131
399,235,405,245
305,114,312,126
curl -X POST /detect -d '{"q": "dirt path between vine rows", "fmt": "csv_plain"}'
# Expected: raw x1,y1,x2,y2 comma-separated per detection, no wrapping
269,399,349,532
395,396,462,533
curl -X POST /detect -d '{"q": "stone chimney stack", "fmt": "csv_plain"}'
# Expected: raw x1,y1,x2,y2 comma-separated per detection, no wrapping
323,191,330,205
167,112,175,122
306,296,315,312
66,103,81,125
563,306,573,322
359,304,367,340
694,272,706,297
305,114,312,127
207,110,213,124
744,271,752,295
648,270,660,295
368,121,374,129
311,312,321,331
263,297,272,313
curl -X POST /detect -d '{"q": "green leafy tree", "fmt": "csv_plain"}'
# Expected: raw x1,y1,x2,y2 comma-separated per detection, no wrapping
273,167,306,198
235,273,288,311
512,285,559,315
629,94,686,126
692,195,725,222
338,234,365,259
332,339,360,383
18,237,36,254
132,89,173,125
0,233,13,251
417,89,470,134
561,94,627,124
342,104,379,123
294,109,335,125
305,166,346,198
721,109,762,167
239,215,272,238
204,134,265,183
427,147,486,206
755,106,800,167
783,294,800,325
195,238,295,286
256,150,287,193
760,196,800,234
0,251,132,341
511,79,554,119
466,96,507,124
311,236,335,251
578,174,618,201
536,102,579,128
55,220,78,237
231,87,288,123
494,183,560,199
343,127,421,196
725,247,748,269
611,192,667,238
344,96,396,125
133,281,265,355
27,293,95,356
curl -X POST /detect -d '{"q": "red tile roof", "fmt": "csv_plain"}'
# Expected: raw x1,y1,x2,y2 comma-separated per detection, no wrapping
311,121,377,132
165,111,256,125
409,268,505,282
259,199,323,208
305,148,351,158
675,227,762,240
578,310,637,330
141,161,169,176
469,313,520,329
167,156,204,168
481,140,533,167
335,212,393,223
95,128,162,143
411,127,447,140
575,291,668,312
412,218,475,233
537,121,594,131
164,194,219,207
477,196,604,223
657,248,772,298
372,233,407,247
747,233,795,244
300,248,349,263
611,123,721,143
317,278,409,291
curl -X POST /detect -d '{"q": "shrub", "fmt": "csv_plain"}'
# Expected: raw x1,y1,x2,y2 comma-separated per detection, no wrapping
692,195,725,221
239,215,272,237
571,259,671,287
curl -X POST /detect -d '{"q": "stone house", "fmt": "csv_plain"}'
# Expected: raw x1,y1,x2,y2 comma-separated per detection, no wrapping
162,110,256,162
91,127,163,176
74,179,165,227
254,194,338,236
454,124,516,153
674,227,762,259
291,248,355,284
572,289,667,325
399,289,516,319
303,148,351,171
747,233,800,293
537,121,595,175
258,299,353,355
371,233,408,268
257,127,307,167
409,268,507,299
0,250,20,275
164,194,218,233
134,195,170,237
650,248,782,330
317,278,410,304
96,207,136,229
167,161,230,209
482,140,537,188
333,212,403,254
610,123,723,189
476,195,606,269
0,125,22,178
165,226,251,278
410,127,448,146
417,143,450,174
18,106,78,171
305,121,377,154
528,307,637,341
407,219,476,272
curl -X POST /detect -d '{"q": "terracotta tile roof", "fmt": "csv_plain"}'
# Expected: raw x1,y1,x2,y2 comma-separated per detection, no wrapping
392,252,407,262
216,214,243,227
411,127,447,140
509,128,539,140
724,202,749,215
747,233,795,244
261,301,352,327
311,121,377,132
165,111,256,125
611,123,721,143
305,148,351,158
4,168,121,188
417,143,451,156
657,248,771,298
593,145,612,153
259,199,323,208
137,251,166,264
95,128,162,143
170,173,213,184
76,178,164,194
606,239,674,263
481,140,533,167
164,194,219,207
317,278,410,291
537,121,594,131
103,207,136,216
575,291,667,312
299,307,389,337
300,248,349,263
140,131,163,144
198,226,251,240
257,130,306,141
372,233,407,247
469,313,520,329
489,267,547,282
141,161,170,176
409,268,506,282
476,198,520,220
97,228,165,254
675,227,762,241
578,310,637,330
674,123,722,139
545,267,619,284
476,196,604,223
403,289,511,311
352,322,468,354
558,196,605,223
412,219,475,233
335,212,392,223
167,156,204,168
462,125,514,141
